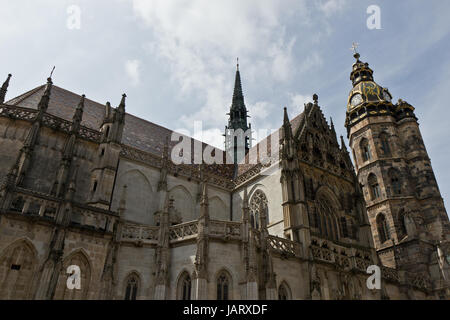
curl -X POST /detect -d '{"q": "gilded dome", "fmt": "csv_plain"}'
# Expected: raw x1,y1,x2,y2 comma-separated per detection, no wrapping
347,81,392,112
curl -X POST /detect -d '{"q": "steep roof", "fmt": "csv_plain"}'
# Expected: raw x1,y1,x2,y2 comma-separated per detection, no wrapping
6,83,305,181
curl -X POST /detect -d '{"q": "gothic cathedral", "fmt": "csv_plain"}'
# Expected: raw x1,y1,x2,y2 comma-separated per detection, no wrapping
0,51,448,300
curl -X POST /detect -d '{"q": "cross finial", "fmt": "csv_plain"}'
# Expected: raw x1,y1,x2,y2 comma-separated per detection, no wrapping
236,57,239,71
49,66,55,79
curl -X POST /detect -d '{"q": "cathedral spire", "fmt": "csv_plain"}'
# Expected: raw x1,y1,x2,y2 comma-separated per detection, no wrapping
0,74,12,104
117,94,126,123
37,77,53,113
232,62,245,111
225,62,251,164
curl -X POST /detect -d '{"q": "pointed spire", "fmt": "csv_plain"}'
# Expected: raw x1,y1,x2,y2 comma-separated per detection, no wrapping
118,94,126,111
72,94,85,127
116,94,126,124
281,107,293,142
330,117,337,138
105,101,112,119
340,135,348,151
283,107,290,125
37,77,53,113
231,63,245,110
0,74,12,104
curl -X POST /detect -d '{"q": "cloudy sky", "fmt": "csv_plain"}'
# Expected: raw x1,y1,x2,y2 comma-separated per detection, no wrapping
1,0,449,208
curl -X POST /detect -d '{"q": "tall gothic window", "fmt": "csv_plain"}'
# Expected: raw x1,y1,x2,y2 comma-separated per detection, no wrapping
377,214,390,243
278,283,291,300
368,174,381,200
389,168,402,195
250,190,268,229
177,272,191,300
360,138,372,162
217,272,230,300
316,197,338,241
124,274,139,300
380,132,391,156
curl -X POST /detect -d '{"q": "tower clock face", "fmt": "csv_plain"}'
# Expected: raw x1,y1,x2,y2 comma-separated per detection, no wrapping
350,94,363,107
383,91,392,102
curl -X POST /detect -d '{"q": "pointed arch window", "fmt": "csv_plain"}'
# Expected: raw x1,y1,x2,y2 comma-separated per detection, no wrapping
278,283,291,300
217,272,231,300
368,174,381,200
250,190,268,229
380,132,391,156
377,214,390,243
316,197,338,241
360,138,372,162
177,272,191,300
124,274,139,300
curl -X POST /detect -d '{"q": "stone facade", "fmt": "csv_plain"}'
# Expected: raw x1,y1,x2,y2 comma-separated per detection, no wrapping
0,54,449,300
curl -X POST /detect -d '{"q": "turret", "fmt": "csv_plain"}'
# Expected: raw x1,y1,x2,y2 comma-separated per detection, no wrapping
0,74,12,103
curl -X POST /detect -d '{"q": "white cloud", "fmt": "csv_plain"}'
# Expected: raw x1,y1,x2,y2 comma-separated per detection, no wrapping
129,0,347,146
131,0,308,132
289,93,313,109
319,0,347,17
125,59,141,86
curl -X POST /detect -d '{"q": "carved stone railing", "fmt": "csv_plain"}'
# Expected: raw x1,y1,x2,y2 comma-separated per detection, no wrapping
406,271,432,291
121,224,159,244
71,204,118,233
335,252,352,269
209,220,241,239
6,188,118,232
8,188,59,219
311,244,334,263
169,221,198,242
0,105,102,143
267,235,301,257
354,256,372,272
381,266,400,283
42,113,72,132
310,236,373,271
0,105,38,121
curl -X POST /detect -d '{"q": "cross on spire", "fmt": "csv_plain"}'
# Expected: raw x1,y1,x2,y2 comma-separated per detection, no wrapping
49,66,56,79
350,42,359,54
237,57,239,71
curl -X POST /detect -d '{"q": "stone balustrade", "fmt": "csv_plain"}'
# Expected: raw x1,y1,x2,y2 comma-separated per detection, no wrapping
0,104,101,143
169,221,198,242
7,188,118,233
121,223,159,244
267,235,302,257
310,236,373,271
209,220,241,239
